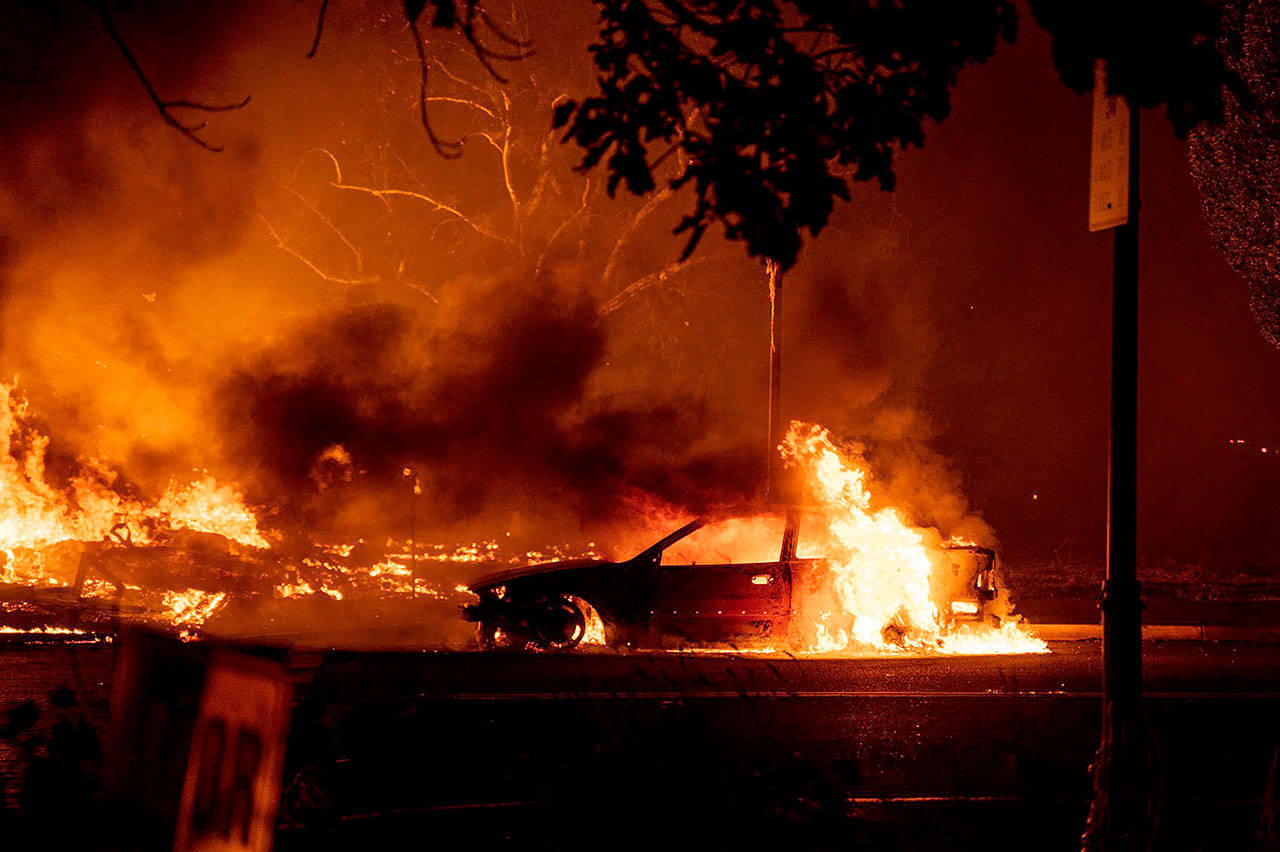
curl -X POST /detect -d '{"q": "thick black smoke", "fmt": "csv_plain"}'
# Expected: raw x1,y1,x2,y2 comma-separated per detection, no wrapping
215,291,762,541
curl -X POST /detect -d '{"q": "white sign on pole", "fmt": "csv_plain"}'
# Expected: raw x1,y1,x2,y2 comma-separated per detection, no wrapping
173,651,291,852
1089,59,1130,232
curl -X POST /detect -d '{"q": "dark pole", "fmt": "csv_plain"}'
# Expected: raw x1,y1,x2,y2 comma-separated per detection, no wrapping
405,467,418,598
1096,101,1146,849
766,259,783,497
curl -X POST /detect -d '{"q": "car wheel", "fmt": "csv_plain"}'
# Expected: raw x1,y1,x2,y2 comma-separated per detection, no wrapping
566,595,608,647
533,595,586,652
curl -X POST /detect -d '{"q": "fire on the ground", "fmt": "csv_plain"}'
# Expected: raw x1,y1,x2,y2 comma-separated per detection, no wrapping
0,382,1042,654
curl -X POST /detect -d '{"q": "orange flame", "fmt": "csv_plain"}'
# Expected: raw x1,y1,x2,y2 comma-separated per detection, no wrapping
157,477,270,549
0,382,269,631
782,422,1045,655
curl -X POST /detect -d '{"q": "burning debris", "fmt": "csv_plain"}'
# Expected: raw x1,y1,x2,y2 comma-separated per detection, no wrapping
0,382,483,639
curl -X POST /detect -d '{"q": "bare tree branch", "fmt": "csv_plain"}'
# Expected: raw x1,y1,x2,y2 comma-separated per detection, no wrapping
96,2,249,152
262,215,379,286
476,6,535,50
599,185,675,288
533,179,591,281
317,149,511,244
423,94,499,121
498,91,522,242
403,1,533,158
409,17,465,159
456,2,534,82
398,280,442,305
527,94,572,210
306,0,332,59
428,54,493,99
280,183,365,276
598,258,709,317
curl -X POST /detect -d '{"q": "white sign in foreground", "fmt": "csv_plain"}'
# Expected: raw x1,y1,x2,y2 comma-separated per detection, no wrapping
1089,59,1131,232
173,651,291,852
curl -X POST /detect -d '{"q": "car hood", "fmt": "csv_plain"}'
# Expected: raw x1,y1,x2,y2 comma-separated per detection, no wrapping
467,557,615,591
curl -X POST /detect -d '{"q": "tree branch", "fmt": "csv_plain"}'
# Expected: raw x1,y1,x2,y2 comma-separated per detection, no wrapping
600,185,675,289
262,215,379,286
306,0,332,59
498,91,521,242
316,149,511,244
598,258,709,317
96,2,249,152
280,183,365,276
403,1,532,157
423,94,499,121
409,17,465,159
533,179,591,281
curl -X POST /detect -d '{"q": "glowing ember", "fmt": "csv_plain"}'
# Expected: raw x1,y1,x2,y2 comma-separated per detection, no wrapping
0,626,90,635
162,589,227,633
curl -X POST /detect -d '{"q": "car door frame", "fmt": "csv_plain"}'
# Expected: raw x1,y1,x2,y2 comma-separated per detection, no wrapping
644,512,796,643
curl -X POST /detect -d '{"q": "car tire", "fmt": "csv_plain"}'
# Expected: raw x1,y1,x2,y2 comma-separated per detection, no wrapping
533,595,586,652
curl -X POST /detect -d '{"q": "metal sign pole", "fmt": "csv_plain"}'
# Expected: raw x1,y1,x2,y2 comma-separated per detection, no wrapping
1085,59,1147,850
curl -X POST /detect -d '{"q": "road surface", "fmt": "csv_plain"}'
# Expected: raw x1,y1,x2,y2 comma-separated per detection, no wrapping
3,641,1278,849
284,641,1280,849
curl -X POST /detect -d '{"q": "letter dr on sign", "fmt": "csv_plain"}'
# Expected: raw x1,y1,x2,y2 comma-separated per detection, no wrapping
173,651,291,852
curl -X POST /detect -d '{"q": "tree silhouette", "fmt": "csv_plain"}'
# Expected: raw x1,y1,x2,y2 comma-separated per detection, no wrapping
1187,0,1280,347
553,0,1018,269
1029,0,1242,138
553,0,1243,270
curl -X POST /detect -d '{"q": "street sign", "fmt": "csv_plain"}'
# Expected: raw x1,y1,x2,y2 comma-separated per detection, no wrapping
1089,59,1130,232
173,650,292,852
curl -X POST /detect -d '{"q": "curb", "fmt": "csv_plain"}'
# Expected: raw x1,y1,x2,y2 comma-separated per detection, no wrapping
1035,623,1280,641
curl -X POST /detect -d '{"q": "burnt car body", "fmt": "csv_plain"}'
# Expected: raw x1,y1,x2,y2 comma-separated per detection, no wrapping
461,511,1000,651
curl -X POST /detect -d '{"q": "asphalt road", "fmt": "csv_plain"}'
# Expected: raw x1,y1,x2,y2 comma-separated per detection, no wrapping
293,639,1280,698
280,642,1280,849
4,641,1279,849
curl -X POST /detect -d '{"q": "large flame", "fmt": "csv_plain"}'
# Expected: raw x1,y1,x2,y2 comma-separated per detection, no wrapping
0,382,139,551
0,382,272,631
0,383,269,554
157,477,270,549
782,421,1046,655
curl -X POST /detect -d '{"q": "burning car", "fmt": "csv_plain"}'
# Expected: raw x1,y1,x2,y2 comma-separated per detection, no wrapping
460,509,1001,652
